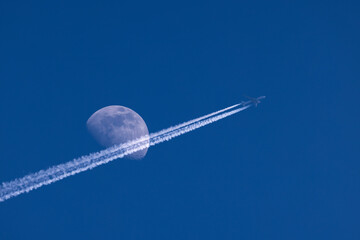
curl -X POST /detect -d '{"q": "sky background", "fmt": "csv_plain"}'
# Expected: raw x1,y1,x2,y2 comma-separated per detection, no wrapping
0,0,359,239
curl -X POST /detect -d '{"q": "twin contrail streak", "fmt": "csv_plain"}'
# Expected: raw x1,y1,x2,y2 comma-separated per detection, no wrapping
0,103,252,202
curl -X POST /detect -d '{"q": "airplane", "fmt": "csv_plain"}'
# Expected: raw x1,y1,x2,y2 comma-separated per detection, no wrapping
241,95,266,107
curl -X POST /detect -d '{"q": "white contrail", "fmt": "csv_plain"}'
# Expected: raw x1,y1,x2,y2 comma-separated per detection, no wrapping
0,104,251,202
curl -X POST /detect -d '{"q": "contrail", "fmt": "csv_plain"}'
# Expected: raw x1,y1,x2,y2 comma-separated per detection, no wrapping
0,103,252,202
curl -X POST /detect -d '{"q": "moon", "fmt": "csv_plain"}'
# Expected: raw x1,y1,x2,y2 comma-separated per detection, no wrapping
86,106,149,160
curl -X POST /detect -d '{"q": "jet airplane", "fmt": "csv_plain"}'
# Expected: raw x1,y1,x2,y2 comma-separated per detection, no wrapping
241,95,266,107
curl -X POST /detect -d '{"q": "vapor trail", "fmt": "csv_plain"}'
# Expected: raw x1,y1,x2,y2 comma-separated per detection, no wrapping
0,104,251,202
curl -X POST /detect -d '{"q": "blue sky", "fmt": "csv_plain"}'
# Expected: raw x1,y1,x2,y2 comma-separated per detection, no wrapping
0,0,359,239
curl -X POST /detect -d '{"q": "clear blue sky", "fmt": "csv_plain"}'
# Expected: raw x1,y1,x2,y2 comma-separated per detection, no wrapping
0,0,359,239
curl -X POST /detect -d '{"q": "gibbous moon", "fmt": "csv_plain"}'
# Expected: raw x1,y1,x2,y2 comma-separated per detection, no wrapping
86,106,149,160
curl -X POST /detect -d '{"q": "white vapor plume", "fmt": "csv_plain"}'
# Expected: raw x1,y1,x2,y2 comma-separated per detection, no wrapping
0,104,251,202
